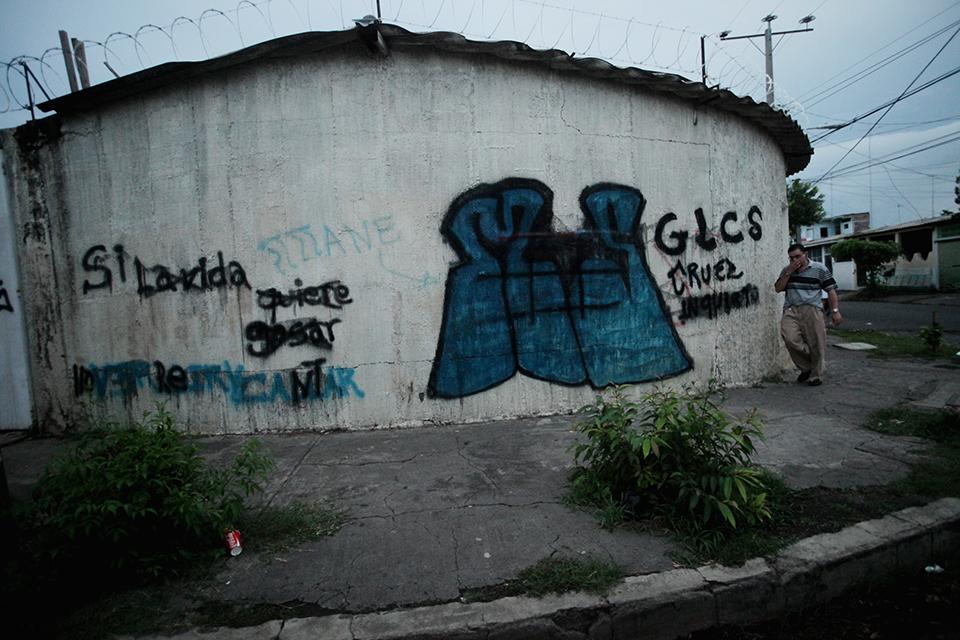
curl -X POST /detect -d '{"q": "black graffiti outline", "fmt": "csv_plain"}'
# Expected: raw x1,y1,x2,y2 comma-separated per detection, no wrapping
255,278,352,323
667,257,745,296
428,178,693,398
244,317,342,358
81,244,251,298
654,205,763,255
0,279,12,313
677,283,761,322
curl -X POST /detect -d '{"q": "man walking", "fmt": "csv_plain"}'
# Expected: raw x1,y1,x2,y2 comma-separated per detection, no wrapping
774,243,843,386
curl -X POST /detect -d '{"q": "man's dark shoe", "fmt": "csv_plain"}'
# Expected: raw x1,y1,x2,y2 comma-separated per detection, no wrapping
797,370,811,383
807,378,822,387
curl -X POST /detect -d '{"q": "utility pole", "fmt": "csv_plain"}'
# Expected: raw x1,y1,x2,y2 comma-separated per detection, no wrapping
763,16,775,104
718,14,816,106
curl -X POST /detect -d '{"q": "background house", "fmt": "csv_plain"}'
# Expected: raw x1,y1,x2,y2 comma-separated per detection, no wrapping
797,213,870,290
796,212,960,291
799,212,870,243
855,214,960,290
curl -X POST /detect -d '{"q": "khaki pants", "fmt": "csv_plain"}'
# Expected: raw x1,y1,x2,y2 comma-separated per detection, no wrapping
780,305,827,380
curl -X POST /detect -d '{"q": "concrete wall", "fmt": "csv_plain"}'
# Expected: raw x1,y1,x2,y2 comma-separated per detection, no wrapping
0,148,32,429
884,231,937,289
1,43,790,434
936,220,960,290
832,260,856,291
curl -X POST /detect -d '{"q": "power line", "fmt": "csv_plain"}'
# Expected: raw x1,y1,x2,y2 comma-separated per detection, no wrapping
811,23,960,184
813,131,959,179
817,129,960,170
883,165,921,218
803,18,960,108
818,133,960,181
809,65,960,142
796,1,960,101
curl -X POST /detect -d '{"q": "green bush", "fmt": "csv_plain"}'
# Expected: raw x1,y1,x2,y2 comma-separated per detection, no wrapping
568,385,771,539
830,239,901,293
18,404,274,581
919,322,944,353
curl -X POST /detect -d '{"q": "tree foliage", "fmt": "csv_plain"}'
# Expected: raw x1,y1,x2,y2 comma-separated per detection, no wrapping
787,179,825,234
831,239,901,292
943,167,959,215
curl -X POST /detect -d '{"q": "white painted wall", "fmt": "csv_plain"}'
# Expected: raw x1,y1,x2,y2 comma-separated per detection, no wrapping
832,260,856,291
2,43,792,434
0,145,32,429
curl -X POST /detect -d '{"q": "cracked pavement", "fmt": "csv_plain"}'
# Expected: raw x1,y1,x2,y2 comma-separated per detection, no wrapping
205,415,677,612
200,337,959,613
3,335,958,617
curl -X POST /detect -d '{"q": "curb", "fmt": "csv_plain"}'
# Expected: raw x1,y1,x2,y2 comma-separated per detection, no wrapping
129,497,960,640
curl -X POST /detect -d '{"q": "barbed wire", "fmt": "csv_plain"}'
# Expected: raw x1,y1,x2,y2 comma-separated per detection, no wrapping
1,0,774,118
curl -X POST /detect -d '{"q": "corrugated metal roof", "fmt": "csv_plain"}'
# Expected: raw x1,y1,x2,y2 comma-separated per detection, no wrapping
37,23,812,175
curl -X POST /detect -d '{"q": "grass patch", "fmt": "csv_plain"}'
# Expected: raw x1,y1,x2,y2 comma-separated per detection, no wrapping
3,500,346,639
667,472,912,567
36,587,339,640
867,406,960,441
829,328,958,360
866,406,960,498
672,480,924,568
238,502,348,554
676,406,960,567
897,444,960,497
463,555,623,602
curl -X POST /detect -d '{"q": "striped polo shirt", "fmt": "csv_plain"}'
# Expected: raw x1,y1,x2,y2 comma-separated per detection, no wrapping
779,260,837,309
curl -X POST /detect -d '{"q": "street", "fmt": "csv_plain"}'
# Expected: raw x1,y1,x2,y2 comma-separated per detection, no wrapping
838,295,960,335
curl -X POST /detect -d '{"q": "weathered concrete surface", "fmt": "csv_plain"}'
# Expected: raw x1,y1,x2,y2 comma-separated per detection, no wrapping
0,137,32,430
125,498,960,639
6,338,960,640
725,336,955,489
201,415,677,612
2,29,793,435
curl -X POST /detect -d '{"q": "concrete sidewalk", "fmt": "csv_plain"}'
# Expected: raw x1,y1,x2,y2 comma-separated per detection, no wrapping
3,335,960,637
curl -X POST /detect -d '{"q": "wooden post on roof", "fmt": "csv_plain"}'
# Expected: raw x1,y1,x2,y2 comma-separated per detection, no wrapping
71,38,90,89
58,30,79,92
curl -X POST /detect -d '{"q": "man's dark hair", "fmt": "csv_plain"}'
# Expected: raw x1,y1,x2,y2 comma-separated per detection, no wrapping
787,242,806,253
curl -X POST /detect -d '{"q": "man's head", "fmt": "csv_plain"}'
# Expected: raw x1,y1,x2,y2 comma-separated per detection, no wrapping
787,243,808,269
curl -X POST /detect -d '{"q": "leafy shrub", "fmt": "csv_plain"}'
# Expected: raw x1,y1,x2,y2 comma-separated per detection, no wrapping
830,239,901,293
568,385,771,540
919,322,944,353
18,404,274,582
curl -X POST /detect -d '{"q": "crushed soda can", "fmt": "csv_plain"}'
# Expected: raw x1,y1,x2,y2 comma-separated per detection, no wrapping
925,564,944,574
224,529,243,556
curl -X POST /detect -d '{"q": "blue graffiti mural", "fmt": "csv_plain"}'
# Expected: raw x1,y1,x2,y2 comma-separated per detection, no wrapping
429,179,692,398
72,358,365,406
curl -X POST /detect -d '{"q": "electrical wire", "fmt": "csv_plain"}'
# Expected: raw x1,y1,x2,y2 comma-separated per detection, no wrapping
810,24,960,176
803,18,960,108
809,66,960,143
797,0,960,101
818,133,960,181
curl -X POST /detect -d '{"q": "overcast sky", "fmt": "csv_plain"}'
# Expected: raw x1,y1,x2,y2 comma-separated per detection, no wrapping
1,0,958,230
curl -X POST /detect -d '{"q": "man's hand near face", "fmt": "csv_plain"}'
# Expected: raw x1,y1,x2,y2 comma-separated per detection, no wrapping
787,252,806,274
